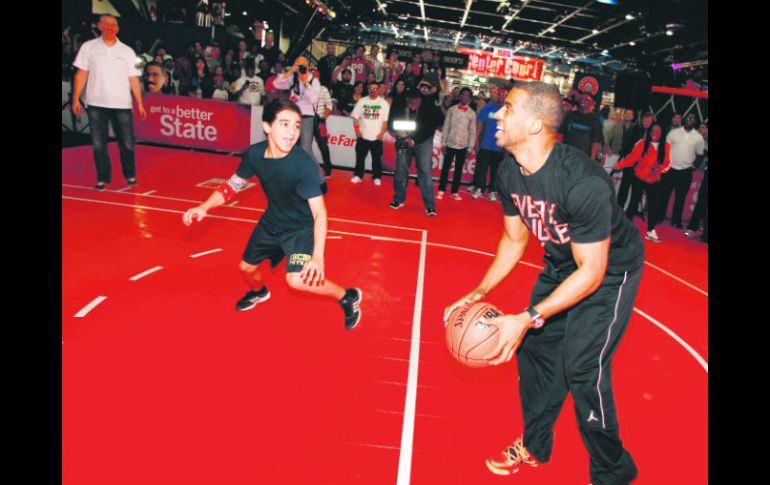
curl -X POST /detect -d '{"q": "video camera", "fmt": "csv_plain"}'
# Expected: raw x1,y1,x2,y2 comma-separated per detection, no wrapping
393,120,417,152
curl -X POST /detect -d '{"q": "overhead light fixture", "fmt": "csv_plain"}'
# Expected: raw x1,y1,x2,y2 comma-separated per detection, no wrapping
629,41,636,46
460,0,473,28
625,14,635,20
242,11,248,16
592,29,599,34
666,29,674,36
360,22,368,30
595,0,618,4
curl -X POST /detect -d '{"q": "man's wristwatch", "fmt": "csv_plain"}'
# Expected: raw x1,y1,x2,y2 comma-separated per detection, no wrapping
526,306,545,329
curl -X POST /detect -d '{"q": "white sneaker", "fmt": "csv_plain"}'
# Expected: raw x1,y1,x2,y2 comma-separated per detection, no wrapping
452,193,462,201
373,178,382,186
350,176,362,183
488,192,498,202
645,230,662,243
471,189,483,200
436,191,444,200
465,185,476,193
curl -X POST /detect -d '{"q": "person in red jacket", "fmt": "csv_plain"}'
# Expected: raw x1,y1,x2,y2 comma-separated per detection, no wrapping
613,123,671,242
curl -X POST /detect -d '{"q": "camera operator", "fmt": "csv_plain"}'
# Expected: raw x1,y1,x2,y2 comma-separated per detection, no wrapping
387,84,444,216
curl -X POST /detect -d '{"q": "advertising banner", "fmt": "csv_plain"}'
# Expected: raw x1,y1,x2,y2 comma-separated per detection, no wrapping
458,49,544,81
134,93,252,153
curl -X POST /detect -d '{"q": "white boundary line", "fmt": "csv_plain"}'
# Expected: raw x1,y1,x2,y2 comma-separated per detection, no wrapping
396,230,427,485
644,261,708,297
190,248,223,258
74,296,107,317
129,266,164,281
633,308,708,373
62,183,424,232
141,190,156,196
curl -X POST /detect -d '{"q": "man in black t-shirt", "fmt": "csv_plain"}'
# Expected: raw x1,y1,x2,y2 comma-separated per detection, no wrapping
445,82,643,485
558,94,603,160
183,99,362,330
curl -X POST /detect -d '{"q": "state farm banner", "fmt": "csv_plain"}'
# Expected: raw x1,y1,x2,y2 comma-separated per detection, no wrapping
458,48,543,81
134,93,252,153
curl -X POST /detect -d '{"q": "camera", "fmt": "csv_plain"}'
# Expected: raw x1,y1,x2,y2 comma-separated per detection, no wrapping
298,65,308,74
392,120,417,152
395,137,411,151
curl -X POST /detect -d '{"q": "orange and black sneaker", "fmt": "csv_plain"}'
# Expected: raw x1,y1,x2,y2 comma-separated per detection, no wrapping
485,437,540,476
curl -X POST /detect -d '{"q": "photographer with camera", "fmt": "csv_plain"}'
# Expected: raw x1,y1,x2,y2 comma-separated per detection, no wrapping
387,85,444,216
272,56,321,166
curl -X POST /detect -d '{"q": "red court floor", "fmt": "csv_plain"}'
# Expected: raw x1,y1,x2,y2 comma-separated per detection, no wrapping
62,143,708,485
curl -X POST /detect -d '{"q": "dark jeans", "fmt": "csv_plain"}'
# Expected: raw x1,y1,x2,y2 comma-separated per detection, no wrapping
519,266,642,485
616,167,636,212
438,147,467,193
87,106,136,183
354,138,383,179
627,178,665,231
313,118,332,176
661,167,694,226
393,137,434,210
472,148,504,192
687,169,708,233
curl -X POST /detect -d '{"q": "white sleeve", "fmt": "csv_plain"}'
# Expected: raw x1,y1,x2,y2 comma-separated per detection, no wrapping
126,47,142,77
350,98,362,121
73,42,89,71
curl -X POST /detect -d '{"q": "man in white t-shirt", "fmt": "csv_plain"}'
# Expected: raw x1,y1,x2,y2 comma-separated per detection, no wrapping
662,112,705,228
71,14,147,191
350,82,390,185
230,58,264,106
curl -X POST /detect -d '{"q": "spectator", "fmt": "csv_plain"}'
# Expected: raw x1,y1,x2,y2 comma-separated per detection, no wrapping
71,14,146,191
318,42,339,87
662,112,705,228
332,68,355,115
383,49,404,87
350,82,390,185
607,109,642,208
369,45,384,82
265,61,289,103
190,56,215,98
350,81,365,110
332,55,355,85
669,113,682,131
350,44,372,84
195,0,213,27
470,88,507,201
387,78,407,107
231,58,265,106
685,122,708,242
211,65,230,101
272,56,321,167
237,39,250,62
558,94,602,160
438,87,476,200
314,83,334,177
175,45,195,96
163,55,180,95
143,61,169,94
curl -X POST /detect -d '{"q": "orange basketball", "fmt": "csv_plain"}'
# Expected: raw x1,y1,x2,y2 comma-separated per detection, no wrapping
446,301,502,368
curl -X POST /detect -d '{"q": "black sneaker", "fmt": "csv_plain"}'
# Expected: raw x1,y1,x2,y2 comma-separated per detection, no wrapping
426,208,437,217
389,200,404,210
127,178,138,186
339,288,362,330
95,182,107,191
235,286,271,311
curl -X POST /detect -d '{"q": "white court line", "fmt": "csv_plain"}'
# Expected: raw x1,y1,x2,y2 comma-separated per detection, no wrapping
633,308,708,373
190,248,223,258
115,186,132,193
327,236,342,239
62,183,424,232
141,190,156,196
397,230,427,485
74,296,107,318
644,261,708,297
129,266,163,281
227,201,239,206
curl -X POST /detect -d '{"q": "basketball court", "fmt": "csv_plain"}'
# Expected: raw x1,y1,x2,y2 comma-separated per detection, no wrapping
62,143,707,485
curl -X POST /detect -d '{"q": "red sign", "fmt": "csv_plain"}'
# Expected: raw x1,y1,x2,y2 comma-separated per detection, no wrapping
459,49,543,81
134,94,252,153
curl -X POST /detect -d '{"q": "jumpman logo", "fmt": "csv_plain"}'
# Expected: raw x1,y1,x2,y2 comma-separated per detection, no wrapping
587,410,599,423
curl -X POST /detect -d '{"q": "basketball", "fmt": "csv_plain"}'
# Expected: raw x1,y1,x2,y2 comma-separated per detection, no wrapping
446,301,502,368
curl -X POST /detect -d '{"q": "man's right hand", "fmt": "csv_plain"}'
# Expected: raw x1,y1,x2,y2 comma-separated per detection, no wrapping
443,288,486,327
183,206,207,226
72,100,82,117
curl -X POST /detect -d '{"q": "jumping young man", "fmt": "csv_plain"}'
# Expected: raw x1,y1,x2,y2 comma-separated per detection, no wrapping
183,99,362,330
445,82,643,485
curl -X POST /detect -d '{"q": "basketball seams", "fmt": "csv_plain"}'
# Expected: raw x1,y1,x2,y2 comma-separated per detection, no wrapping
463,325,499,362
457,302,492,366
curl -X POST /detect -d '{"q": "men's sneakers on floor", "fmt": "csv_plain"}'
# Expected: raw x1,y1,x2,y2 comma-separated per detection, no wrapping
235,286,271,311
389,200,404,209
373,178,382,186
436,191,444,200
339,288,362,330
426,208,437,217
127,178,138,186
452,193,462,201
350,176,362,183
471,189,483,199
485,437,540,476
95,182,107,191
645,229,662,243
683,229,694,237
465,185,476,193
488,191,498,202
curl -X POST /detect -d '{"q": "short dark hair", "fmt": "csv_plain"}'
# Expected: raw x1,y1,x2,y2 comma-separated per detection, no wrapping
262,99,302,124
512,82,564,132
144,61,164,73
459,87,472,96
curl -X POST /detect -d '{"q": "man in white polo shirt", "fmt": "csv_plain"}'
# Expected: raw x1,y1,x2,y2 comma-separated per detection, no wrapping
71,14,147,191
662,112,704,228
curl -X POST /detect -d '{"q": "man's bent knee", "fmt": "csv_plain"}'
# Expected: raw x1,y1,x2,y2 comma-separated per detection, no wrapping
240,261,258,273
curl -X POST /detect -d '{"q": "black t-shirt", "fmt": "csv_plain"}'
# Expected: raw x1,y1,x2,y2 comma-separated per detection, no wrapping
559,111,603,157
235,141,323,233
497,143,644,275
620,124,644,158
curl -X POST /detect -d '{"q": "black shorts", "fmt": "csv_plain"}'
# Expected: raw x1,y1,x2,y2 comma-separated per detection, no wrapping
242,223,314,273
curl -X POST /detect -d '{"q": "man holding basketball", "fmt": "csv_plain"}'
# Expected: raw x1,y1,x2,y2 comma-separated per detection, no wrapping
444,82,644,485
183,99,362,330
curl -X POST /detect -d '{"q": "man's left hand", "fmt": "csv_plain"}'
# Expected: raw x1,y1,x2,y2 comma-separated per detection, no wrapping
482,312,532,365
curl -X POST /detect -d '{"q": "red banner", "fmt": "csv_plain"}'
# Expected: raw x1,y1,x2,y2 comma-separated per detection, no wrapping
459,49,543,81
134,94,252,152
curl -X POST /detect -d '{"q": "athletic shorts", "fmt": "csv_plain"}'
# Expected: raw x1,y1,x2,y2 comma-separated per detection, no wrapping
242,223,314,273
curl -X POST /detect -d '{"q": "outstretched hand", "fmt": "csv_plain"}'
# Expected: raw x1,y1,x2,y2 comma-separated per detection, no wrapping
182,206,207,226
